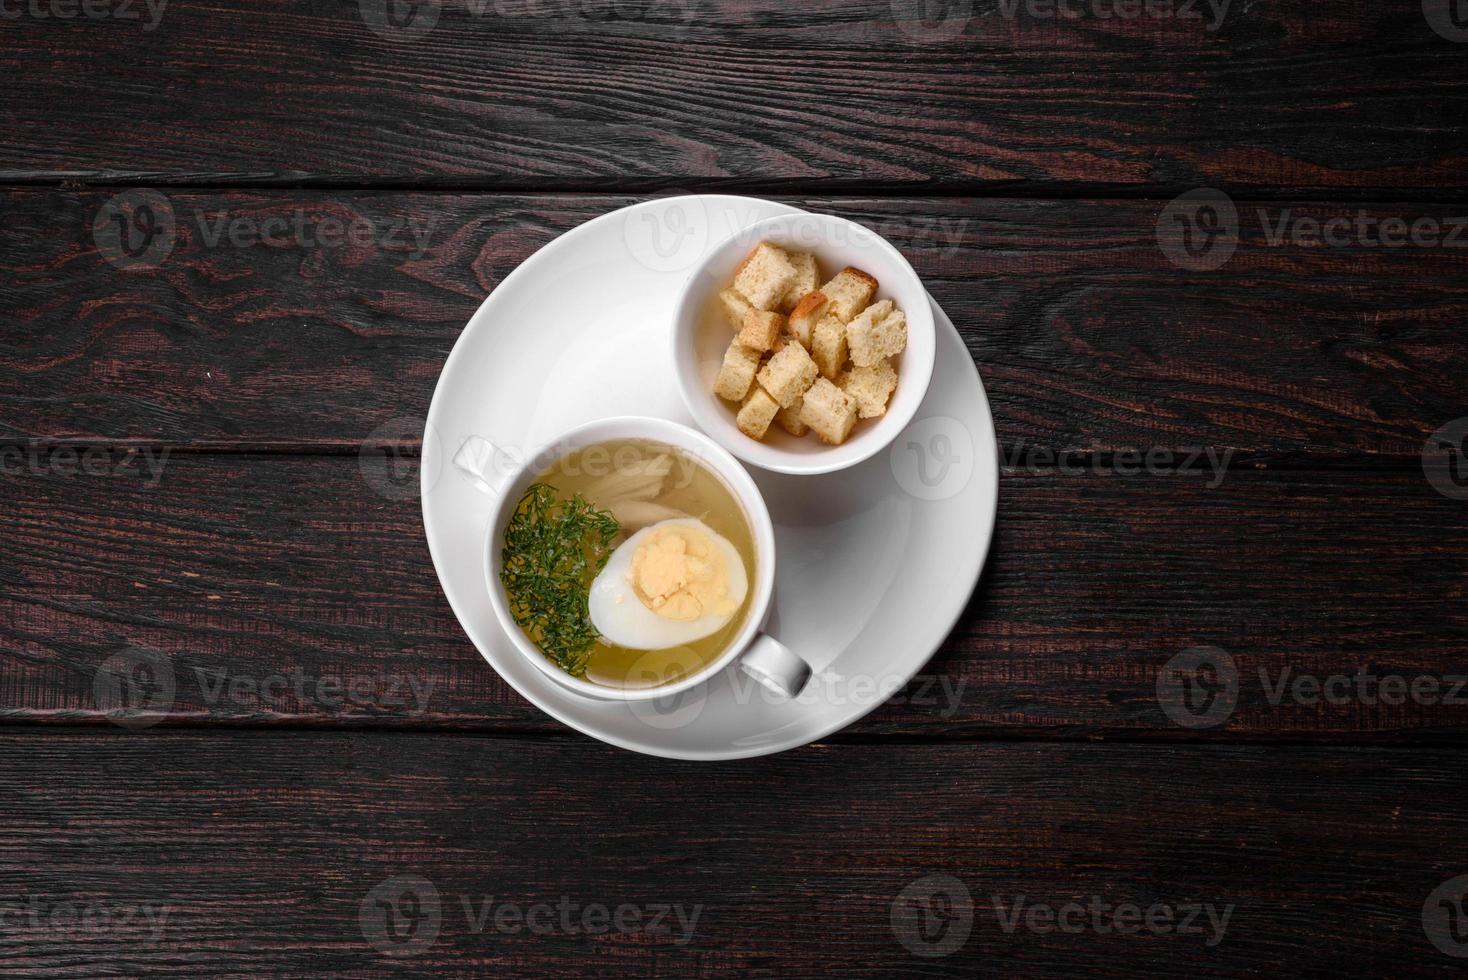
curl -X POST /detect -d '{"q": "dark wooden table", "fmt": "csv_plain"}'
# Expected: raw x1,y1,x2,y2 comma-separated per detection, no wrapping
4,2,1468,976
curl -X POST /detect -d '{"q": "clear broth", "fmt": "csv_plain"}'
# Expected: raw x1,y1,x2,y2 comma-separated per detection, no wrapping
523,439,756,690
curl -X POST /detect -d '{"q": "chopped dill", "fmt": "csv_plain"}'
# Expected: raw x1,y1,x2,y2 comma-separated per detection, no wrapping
500,483,621,677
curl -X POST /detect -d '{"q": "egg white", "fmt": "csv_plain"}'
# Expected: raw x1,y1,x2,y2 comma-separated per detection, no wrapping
587,519,749,650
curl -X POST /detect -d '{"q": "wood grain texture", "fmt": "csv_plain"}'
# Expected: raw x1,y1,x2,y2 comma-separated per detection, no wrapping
3,190,1466,459
3,455,1465,738
1,730,1464,977
0,1,1463,188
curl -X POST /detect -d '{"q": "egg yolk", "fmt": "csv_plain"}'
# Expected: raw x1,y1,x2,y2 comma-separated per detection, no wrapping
628,525,738,622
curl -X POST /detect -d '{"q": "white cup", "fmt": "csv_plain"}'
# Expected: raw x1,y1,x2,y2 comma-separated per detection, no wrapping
672,211,936,475
452,415,812,702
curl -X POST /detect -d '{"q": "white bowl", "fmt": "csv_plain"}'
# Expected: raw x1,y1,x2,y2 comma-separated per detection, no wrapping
672,211,937,475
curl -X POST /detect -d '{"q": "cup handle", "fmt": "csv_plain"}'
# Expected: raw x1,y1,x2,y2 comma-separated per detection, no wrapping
739,634,812,699
453,435,513,497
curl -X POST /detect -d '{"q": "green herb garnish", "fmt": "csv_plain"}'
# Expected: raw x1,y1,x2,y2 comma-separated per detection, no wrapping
500,483,621,677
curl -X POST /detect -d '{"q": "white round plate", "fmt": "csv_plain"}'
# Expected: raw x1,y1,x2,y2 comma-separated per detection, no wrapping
421,195,999,760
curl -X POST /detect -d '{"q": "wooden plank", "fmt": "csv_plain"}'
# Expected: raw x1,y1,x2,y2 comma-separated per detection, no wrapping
3,190,1466,458
4,455,1466,738
0,731,1464,976
0,1,1463,188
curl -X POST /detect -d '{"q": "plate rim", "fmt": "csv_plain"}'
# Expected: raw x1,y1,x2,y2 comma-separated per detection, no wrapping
421,195,999,760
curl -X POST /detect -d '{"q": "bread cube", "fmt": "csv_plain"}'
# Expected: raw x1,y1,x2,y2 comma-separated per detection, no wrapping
714,341,761,402
738,309,784,352
810,313,848,380
718,288,754,331
737,386,781,440
847,302,906,368
776,397,808,437
756,341,819,409
798,377,858,445
820,267,879,321
779,251,820,313
840,359,898,419
786,291,829,347
733,242,798,312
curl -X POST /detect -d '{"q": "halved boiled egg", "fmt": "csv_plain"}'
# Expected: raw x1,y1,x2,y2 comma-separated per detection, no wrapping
587,518,748,650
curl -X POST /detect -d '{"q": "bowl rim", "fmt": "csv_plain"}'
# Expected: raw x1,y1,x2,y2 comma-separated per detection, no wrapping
672,210,937,475
481,415,779,703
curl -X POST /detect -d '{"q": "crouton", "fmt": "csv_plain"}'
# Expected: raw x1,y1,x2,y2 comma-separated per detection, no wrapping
786,291,829,347
779,251,820,313
738,309,785,352
840,359,899,419
714,341,761,402
756,340,819,409
798,377,858,445
733,242,798,311
847,302,907,367
737,386,781,440
820,267,879,321
718,288,754,331
810,312,848,381
775,397,808,437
